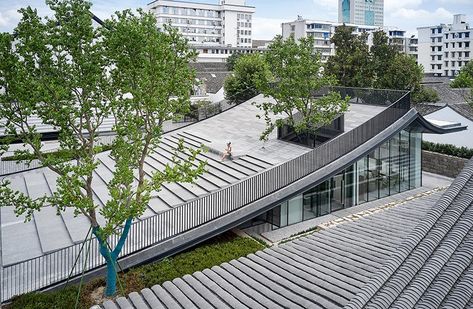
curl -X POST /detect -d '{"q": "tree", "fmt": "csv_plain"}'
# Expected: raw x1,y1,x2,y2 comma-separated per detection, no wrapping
378,53,423,92
450,61,473,88
0,1,205,297
224,53,269,104
226,52,243,71
370,31,398,89
255,35,350,141
325,25,373,87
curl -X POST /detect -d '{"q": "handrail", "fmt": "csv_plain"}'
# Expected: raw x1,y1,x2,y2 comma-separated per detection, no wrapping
1,89,411,302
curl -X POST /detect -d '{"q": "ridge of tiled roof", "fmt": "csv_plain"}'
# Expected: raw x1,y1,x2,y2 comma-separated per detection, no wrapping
346,157,473,309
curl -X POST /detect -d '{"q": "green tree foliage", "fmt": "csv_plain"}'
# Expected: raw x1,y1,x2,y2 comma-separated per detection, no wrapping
226,52,243,71
411,86,440,104
255,35,350,141
327,27,434,102
325,25,373,87
0,1,205,297
224,53,269,104
450,61,473,88
379,53,423,91
370,31,397,88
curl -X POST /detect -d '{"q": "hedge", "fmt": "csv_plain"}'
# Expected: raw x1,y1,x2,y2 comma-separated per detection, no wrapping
422,141,473,159
8,232,265,309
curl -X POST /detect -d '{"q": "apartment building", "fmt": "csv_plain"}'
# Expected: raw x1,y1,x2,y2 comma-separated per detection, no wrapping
339,0,384,27
282,16,377,61
418,14,472,77
147,0,255,48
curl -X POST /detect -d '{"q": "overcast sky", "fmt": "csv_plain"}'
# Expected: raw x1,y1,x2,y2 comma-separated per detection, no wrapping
1,0,472,38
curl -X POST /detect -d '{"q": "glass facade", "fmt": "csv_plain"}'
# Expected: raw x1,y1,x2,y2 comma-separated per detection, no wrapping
270,129,422,229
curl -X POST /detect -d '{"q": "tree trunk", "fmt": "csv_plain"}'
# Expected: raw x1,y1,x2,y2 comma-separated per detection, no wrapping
93,217,133,297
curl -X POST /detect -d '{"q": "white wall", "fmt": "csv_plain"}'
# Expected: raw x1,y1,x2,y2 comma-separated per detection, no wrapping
424,106,473,148
417,27,432,73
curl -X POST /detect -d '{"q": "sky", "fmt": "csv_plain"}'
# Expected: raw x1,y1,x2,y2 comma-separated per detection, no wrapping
1,0,472,38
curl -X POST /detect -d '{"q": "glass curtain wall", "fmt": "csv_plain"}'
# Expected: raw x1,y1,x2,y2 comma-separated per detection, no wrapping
271,129,422,229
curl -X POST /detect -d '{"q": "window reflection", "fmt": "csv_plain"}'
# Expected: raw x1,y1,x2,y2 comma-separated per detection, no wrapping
270,129,422,229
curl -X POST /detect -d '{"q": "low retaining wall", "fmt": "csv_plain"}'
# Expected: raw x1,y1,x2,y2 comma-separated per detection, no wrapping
422,150,469,178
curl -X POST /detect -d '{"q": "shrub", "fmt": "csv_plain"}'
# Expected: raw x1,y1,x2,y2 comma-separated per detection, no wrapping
411,86,440,104
422,141,473,159
8,233,265,309
450,61,473,88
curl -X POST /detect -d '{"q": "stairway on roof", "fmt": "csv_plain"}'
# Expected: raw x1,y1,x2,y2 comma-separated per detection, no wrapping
1,131,273,265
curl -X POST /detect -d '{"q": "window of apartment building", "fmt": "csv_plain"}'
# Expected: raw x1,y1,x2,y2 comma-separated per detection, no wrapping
438,55,442,60
431,47,435,52
466,42,470,48
437,64,442,69
163,6,169,14
446,34,449,39
431,64,435,70
459,42,463,48
431,55,435,61
438,37,442,42
438,46,442,51
459,33,463,38
458,61,462,67
291,25,295,31
438,28,442,33
445,61,448,67
466,52,470,58
445,52,449,57
466,32,470,38
431,38,435,43
431,28,436,34
452,42,455,48
452,52,455,57
446,43,449,48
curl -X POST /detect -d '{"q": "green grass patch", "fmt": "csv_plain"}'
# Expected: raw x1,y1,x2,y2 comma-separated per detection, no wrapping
7,232,265,309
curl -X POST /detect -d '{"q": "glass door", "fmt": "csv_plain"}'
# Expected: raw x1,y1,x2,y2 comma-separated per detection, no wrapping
330,173,345,212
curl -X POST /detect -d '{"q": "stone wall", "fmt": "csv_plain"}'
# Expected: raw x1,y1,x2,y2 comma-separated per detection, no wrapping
422,150,469,178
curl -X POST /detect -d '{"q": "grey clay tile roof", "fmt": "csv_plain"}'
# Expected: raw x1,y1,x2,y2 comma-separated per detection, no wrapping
96,188,445,309
346,158,473,309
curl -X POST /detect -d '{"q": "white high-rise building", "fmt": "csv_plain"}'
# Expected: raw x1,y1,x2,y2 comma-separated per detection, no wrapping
147,0,255,48
418,14,472,77
338,0,384,27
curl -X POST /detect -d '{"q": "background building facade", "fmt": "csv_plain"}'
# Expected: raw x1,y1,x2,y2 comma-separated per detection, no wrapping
148,0,255,48
282,16,377,61
418,14,472,77
338,0,384,27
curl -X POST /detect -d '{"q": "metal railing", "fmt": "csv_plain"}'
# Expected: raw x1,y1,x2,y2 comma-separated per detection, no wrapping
1,89,410,302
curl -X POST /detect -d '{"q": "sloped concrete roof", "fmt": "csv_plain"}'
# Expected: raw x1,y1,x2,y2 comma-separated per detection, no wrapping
346,157,473,309
1,96,387,265
96,187,446,309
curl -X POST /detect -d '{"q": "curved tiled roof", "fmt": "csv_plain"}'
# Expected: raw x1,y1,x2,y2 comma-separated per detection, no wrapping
96,189,444,309
346,158,473,309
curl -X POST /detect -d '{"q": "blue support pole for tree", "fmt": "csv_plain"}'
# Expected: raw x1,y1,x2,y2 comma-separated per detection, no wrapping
93,217,133,297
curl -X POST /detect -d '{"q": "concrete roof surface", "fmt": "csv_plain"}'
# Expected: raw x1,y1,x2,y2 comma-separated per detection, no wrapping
2,95,385,264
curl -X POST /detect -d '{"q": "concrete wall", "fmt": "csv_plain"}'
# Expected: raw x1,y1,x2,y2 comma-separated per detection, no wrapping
422,150,469,178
